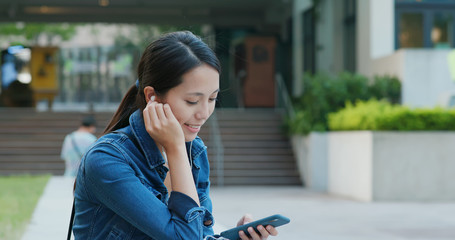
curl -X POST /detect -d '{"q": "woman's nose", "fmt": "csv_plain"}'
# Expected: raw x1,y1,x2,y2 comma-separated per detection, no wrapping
195,104,210,120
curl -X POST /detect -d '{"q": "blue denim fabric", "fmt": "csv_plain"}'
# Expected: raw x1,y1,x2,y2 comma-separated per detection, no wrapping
73,110,216,239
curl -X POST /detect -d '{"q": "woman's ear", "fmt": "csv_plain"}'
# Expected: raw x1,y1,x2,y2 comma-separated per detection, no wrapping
143,86,156,103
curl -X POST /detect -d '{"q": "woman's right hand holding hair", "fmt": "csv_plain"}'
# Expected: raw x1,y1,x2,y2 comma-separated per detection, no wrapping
143,96,200,205
143,96,185,150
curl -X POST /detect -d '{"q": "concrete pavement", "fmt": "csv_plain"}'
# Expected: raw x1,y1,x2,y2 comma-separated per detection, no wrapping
210,187,455,240
22,177,455,240
21,176,74,240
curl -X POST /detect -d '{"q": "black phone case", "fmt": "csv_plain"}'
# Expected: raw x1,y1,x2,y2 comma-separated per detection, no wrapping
219,214,290,240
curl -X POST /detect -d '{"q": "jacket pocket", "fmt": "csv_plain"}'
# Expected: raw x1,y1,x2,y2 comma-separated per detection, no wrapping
105,227,124,240
104,216,136,240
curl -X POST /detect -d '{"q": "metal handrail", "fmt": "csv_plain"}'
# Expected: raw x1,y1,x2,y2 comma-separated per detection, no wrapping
208,110,224,186
275,73,296,120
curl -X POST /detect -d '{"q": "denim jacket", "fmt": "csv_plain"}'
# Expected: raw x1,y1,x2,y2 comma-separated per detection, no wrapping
73,110,215,239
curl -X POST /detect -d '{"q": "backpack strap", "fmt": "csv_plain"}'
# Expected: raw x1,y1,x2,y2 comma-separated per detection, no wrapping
70,133,84,159
67,201,75,240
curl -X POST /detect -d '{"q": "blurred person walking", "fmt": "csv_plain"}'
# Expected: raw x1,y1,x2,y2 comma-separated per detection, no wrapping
61,115,97,177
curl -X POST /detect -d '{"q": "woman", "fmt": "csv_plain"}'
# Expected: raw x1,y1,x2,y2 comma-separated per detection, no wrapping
73,31,278,239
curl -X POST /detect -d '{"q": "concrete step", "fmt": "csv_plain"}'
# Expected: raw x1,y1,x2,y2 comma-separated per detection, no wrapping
0,108,301,186
208,109,301,186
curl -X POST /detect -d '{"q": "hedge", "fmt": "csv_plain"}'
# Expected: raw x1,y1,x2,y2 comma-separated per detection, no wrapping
286,72,401,135
328,99,455,131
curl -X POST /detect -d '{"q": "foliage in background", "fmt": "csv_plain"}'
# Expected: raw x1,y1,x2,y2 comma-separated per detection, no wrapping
286,72,401,135
113,24,205,51
0,22,78,46
369,75,401,104
0,175,50,240
328,99,455,131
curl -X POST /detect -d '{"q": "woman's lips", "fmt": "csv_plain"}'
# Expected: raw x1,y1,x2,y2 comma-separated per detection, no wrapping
184,123,201,133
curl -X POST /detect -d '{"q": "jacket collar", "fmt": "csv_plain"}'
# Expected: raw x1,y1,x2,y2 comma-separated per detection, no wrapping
129,109,206,169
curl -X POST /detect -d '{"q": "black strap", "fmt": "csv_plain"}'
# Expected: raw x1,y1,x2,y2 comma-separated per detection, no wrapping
67,200,75,240
70,133,84,159
67,133,82,240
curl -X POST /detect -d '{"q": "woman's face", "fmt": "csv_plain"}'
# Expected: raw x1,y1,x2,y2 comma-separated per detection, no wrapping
162,64,219,141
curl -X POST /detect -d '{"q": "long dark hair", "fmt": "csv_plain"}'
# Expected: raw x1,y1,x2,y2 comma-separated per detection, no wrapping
103,31,221,134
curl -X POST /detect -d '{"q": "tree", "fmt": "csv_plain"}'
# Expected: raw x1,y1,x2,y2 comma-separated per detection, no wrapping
0,22,79,46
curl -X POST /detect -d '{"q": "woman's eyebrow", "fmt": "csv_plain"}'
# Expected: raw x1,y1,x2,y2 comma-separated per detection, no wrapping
186,89,220,96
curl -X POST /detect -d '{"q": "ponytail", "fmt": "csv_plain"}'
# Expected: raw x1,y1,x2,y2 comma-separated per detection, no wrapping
103,84,139,134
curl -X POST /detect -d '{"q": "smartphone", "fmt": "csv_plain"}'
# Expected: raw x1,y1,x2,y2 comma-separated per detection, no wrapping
219,214,290,240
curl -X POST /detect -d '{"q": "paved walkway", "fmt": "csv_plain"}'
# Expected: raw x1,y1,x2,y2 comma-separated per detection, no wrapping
21,177,75,240
23,177,455,240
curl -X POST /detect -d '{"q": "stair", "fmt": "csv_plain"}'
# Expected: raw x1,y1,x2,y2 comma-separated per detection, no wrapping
203,109,301,186
0,108,302,186
0,108,112,175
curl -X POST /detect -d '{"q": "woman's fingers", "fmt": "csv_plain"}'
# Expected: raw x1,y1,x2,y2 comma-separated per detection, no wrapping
143,100,185,149
238,230,249,240
163,103,176,121
266,225,278,236
237,224,277,240
155,103,167,122
143,102,155,131
249,226,267,240
238,226,266,240
144,101,163,133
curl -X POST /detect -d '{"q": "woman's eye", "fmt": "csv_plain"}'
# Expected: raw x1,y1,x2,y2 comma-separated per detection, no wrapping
209,98,218,102
186,100,198,105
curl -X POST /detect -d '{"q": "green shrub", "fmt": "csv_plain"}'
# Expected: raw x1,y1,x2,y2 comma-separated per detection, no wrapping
287,72,401,135
328,99,455,131
328,99,396,130
369,75,401,104
376,107,455,130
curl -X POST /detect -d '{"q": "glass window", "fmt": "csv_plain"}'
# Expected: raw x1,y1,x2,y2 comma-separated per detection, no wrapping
432,12,453,48
302,8,316,74
344,0,356,72
399,13,424,48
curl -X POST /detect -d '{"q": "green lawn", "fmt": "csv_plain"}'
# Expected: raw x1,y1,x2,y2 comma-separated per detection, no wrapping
0,175,50,240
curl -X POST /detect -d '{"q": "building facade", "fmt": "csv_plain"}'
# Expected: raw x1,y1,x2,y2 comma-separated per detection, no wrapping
293,0,455,108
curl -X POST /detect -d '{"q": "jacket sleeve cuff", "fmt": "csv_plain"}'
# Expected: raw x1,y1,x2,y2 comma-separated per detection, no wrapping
168,191,203,221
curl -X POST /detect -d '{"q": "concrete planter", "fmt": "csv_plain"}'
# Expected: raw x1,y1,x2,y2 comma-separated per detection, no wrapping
291,133,328,192
293,131,455,201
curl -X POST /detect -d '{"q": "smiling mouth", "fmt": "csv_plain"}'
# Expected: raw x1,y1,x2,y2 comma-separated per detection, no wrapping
184,123,201,130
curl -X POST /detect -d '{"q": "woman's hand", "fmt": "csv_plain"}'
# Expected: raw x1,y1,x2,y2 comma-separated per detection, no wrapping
144,96,200,205
236,214,279,240
143,96,185,150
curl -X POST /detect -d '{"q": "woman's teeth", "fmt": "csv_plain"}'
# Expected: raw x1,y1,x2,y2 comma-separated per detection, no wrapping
186,124,200,129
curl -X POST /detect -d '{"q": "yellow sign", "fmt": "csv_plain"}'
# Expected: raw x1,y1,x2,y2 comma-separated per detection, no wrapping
30,47,59,108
